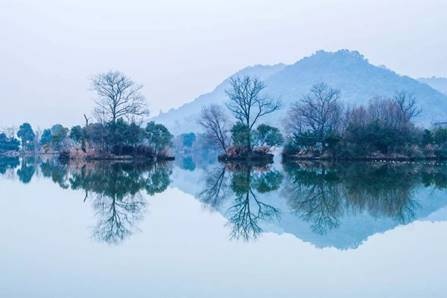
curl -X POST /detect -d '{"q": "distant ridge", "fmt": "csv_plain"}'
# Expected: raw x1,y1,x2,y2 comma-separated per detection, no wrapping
419,77,447,95
152,50,447,134
153,63,286,134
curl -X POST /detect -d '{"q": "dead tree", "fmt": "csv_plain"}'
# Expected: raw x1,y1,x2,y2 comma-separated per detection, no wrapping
198,105,230,153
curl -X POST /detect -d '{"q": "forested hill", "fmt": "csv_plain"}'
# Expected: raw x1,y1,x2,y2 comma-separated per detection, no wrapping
152,50,447,134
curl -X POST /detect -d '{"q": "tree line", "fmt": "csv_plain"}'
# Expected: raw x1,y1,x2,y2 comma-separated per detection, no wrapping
283,83,447,160
4,72,447,162
0,71,174,160
199,75,447,161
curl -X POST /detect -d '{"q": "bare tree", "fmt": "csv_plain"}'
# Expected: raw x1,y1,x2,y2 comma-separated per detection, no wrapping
286,83,342,143
343,105,369,132
92,192,146,244
91,71,149,124
198,105,230,153
225,76,280,150
365,92,420,130
226,168,280,241
393,91,421,125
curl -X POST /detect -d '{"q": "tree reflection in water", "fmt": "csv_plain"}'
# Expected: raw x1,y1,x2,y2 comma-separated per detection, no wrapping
3,155,447,243
16,157,36,184
340,163,419,223
0,156,19,175
71,161,172,244
282,162,447,235
283,164,343,234
4,158,172,244
199,166,230,209
40,159,70,189
199,161,447,240
200,163,283,241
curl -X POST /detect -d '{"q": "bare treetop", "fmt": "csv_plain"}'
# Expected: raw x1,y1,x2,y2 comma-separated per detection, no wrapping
286,82,342,141
362,91,420,130
393,91,421,123
198,104,230,153
225,76,280,129
92,71,149,124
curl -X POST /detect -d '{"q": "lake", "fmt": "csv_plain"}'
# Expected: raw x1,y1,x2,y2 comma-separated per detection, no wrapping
1,156,447,297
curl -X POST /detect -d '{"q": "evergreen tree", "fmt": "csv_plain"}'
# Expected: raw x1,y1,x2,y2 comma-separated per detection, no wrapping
17,123,35,151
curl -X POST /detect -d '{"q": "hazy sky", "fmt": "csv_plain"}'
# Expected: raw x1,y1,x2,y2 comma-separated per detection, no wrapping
1,0,446,128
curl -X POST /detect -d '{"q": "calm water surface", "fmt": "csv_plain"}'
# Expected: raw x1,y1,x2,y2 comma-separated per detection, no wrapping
1,157,447,297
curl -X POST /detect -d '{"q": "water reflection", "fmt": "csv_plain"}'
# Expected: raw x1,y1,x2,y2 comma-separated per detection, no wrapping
40,159,70,188
196,161,447,246
284,164,343,234
17,157,36,184
2,156,447,248
0,157,172,244
279,161,447,248
69,162,171,243
0,156,19,175
283,162,422,235
199,163,283,240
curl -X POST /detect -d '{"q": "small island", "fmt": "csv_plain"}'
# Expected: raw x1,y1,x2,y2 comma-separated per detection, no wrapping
0,71,175,162
198,76,283,164
196,75,447,164
281,83,447,162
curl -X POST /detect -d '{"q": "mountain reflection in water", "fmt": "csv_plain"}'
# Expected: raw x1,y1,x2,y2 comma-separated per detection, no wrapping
1,156,447,248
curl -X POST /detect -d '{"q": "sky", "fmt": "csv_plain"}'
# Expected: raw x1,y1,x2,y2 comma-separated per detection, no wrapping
0,0,446,129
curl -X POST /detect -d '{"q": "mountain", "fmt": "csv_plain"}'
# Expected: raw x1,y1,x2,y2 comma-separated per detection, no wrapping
152,50,447,134
153,63,286,134
419,77,447,95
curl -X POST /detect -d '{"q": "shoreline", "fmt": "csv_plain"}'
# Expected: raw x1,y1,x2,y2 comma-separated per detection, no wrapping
282,155,447,163
0,151,175,162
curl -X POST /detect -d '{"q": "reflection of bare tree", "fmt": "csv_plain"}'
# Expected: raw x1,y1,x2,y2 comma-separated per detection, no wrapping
227,166,281,240
285,167,342,234
198,163,282,241
73,162,171,244
198,166,229,208
92,192,146,244
227,188,280,241
68,161,172,244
